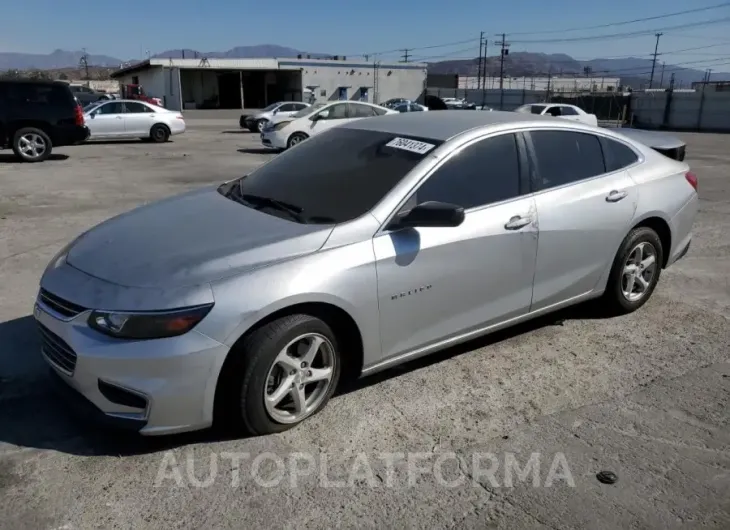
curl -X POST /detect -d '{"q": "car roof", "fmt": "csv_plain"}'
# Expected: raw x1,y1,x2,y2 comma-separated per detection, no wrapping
341,110,566,141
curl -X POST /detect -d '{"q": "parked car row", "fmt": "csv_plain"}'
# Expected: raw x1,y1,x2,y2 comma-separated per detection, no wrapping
0,79,185,162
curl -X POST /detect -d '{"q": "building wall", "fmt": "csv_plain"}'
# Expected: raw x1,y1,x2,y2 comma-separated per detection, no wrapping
114,67,166,100
285,61,426,105
457,76,621,92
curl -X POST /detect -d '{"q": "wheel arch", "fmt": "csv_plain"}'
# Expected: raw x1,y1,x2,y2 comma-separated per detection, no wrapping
630,214,672,268
287,130,309,145
9,120,55,143
211,299,365,421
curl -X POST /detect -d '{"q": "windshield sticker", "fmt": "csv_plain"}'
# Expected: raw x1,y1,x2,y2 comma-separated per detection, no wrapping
385,137,436,155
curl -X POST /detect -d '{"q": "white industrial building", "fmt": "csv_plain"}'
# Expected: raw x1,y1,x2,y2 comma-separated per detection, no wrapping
111,57,427,111
457,75,621,92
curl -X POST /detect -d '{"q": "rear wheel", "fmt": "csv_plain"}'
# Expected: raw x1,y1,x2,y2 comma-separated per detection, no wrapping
216,314,341,435
12,127,52,162
603,227,663,314
287,132,308,149
150,124,170,143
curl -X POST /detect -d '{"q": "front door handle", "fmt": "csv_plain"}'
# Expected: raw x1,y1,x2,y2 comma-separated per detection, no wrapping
606,190,628,202
115,116,123,119
504,215,532,230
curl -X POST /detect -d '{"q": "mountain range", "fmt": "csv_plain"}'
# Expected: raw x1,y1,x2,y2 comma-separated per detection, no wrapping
1,45,725,87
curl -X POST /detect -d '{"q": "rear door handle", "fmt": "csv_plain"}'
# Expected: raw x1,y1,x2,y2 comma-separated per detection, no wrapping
606,190,628,202
504,215,532,230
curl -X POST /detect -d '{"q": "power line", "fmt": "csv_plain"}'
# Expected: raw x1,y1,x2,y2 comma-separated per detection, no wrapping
411,45,480,62
509,15,730,44
508,2,730,36
348,37,480,60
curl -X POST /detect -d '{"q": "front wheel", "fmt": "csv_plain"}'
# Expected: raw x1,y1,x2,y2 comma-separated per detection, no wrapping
12,127,52,162
150,124,170,143
603,227,664,314
287,132,308,149
216,314,341,435
256,119,268,132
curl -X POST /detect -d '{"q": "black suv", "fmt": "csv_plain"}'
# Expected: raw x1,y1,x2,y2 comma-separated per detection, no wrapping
0,80,90,162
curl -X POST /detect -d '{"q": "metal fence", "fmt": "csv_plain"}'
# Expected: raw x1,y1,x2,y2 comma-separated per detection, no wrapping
424,87,630,123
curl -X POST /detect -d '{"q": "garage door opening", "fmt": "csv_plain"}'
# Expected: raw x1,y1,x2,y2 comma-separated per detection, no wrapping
241,70,302,108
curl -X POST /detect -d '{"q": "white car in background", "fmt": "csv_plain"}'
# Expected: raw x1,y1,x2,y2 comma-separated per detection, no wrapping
515,103,598,126
83,99,186,142
260,100,397,149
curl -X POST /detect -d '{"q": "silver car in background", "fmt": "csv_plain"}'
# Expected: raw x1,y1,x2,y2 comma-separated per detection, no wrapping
83,100,186,142
35,111,698,436
240,101,311,132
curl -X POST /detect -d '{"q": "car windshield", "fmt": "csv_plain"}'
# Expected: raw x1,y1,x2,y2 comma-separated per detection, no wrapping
261,103,280,112
292,103,326,118
219,128,444,224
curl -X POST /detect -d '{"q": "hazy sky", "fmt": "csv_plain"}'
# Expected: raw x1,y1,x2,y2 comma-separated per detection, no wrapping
3,0,730,69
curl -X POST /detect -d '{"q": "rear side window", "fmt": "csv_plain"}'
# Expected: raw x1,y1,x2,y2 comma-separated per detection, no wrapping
560,106,579,116
124,102,150,113
414,133,521,209
530,130,605,190
602,138,639,172
372,106,389,116
348,103,377,118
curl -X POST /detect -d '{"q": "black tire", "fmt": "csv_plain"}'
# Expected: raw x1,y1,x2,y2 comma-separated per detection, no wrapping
287,132,308,149
216,314,342,436
256,119,268,133
12,127,52,162
602,226,664,315
150,124,170,143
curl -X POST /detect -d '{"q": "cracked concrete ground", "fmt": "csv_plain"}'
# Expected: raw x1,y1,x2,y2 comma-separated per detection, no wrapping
0,122,728,529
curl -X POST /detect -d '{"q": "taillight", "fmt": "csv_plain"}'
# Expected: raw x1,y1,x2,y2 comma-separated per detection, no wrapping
74,104,85,126
685,171,698,192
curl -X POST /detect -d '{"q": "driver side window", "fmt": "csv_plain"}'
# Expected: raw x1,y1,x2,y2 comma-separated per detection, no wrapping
403,133,522,213
96,102,124,114
319,103,347,120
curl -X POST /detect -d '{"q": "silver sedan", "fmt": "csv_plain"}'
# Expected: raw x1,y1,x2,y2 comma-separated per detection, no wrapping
36,111,697,436
83,99,186,142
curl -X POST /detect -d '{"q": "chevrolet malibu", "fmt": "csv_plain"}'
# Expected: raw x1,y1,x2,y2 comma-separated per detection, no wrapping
35,111,698,436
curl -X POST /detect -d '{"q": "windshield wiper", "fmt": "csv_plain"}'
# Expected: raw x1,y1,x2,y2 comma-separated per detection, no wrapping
240,193,305,222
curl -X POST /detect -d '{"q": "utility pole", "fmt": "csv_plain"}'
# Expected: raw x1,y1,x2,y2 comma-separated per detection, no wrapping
79,48,90,80
477,31,484,91
659,62,665,88
649,32,663,89
669,72,675,90
401,49,410,63
706,68,713,85
496,33,509,110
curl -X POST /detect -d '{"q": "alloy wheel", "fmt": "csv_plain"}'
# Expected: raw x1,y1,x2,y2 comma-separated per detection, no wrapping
18,133,47,160
621,242,658,302
264,333,336,424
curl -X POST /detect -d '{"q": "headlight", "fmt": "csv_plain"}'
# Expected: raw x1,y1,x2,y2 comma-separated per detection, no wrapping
272,121,292,131
88,304,213,340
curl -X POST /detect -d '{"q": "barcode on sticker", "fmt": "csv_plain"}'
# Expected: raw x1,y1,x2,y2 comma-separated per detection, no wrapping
385,137,435,155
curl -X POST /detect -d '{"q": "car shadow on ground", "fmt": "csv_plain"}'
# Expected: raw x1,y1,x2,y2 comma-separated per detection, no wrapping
0,301,609,457
0,154,69,163
237,148,279,155
221,130,253,134
79,140,174,145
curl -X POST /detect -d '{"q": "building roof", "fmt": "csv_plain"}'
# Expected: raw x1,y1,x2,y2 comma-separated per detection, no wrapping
342,110,567,141
111,56,426,78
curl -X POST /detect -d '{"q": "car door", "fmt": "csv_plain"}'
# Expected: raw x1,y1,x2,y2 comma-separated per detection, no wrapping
276,103,298,118
308,103,348,135
87,101,125,137
556,106,584,123
374,132,538,359
526,129,638,311
123,101,155,136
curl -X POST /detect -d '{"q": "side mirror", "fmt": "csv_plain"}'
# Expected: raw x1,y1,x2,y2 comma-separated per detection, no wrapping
272,108,279,115
90,112,96,118
312,110,329,121
391,201,465,229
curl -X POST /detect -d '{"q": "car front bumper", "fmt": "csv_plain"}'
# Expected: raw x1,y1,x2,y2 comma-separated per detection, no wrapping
34,290,229,436
259,129,287,149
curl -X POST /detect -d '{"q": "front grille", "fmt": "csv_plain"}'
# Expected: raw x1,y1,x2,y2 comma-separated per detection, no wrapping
38,288,87,318
38,323,78,375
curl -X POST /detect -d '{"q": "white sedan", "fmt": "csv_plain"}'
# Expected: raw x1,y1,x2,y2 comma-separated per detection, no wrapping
260,101,397,149
83,99,186,142
515,103,598,127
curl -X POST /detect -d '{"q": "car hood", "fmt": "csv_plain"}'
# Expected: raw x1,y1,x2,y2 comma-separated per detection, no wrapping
614,128,685,150
66,186,333,289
